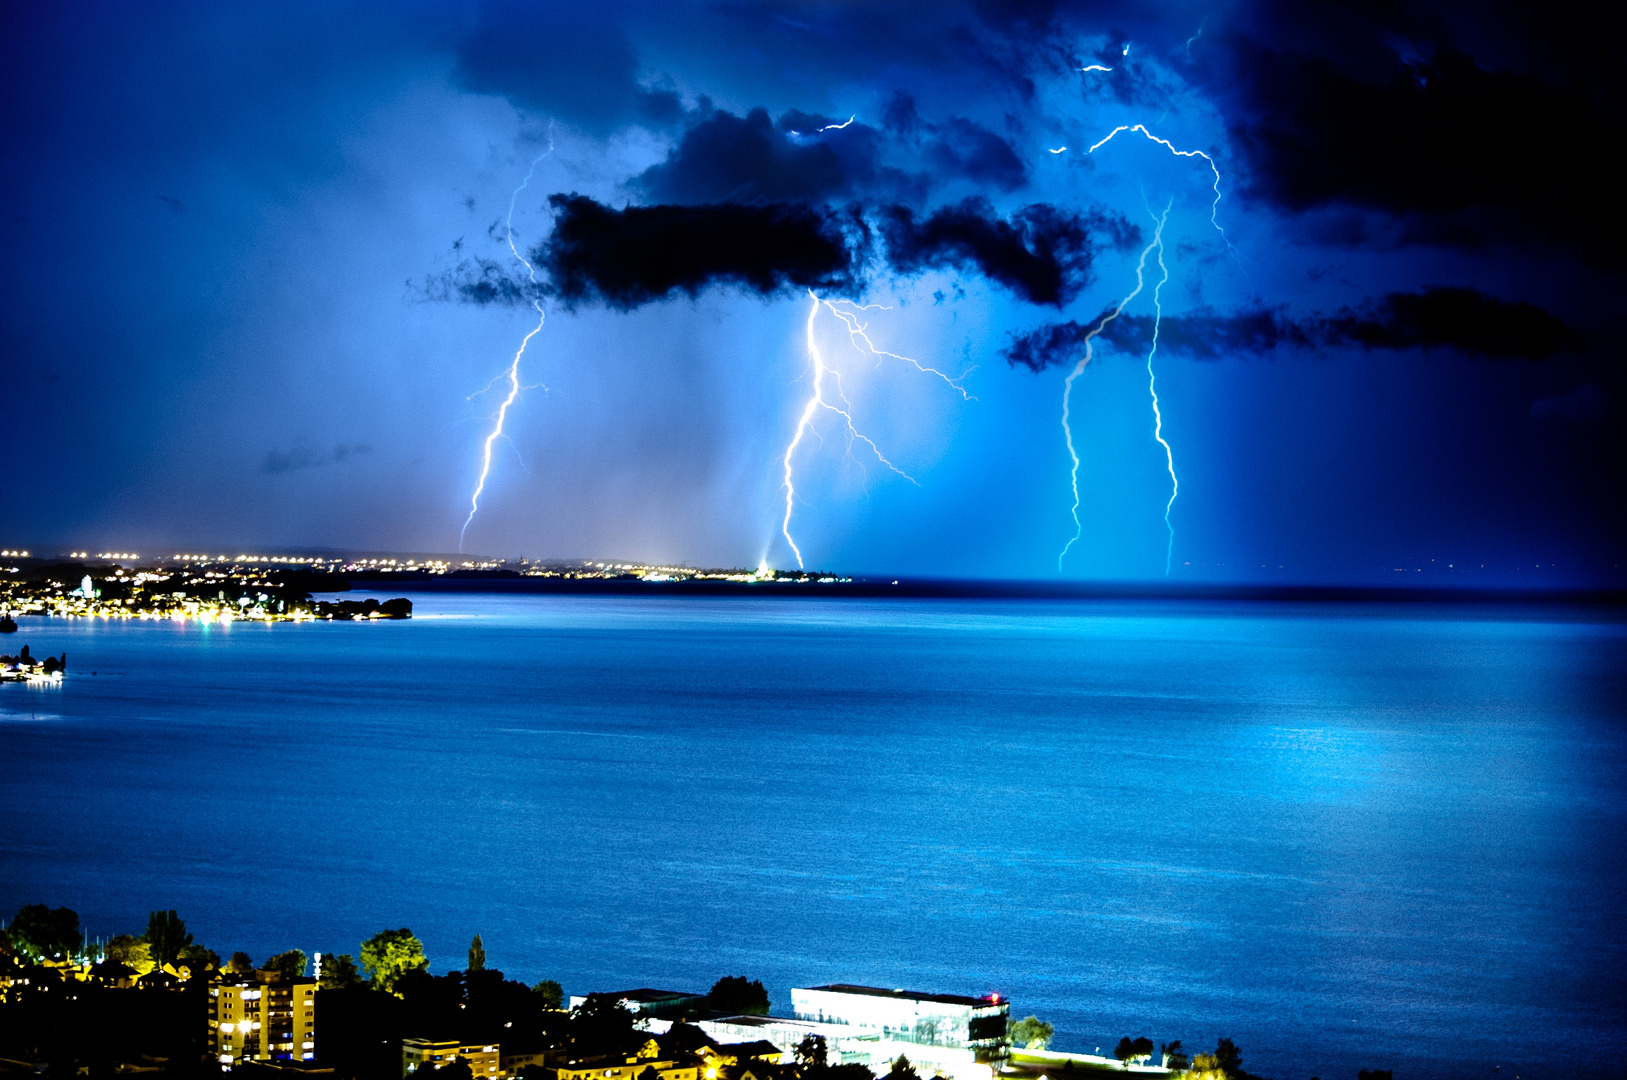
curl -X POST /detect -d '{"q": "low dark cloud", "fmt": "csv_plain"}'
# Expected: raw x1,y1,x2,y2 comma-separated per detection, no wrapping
435,194,1132,311
1322,288,1580,358
532,195,867,310
453,0,682,135
262,442,373,475
1003,287,1577,370
882,198,1137,307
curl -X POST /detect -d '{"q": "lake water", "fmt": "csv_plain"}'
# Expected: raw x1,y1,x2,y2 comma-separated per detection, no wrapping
2,595,1623,1079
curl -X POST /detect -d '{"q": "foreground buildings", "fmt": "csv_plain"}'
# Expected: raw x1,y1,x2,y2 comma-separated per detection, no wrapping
614,983,1010,1080
209,968,319,1066
1,943,1029,1080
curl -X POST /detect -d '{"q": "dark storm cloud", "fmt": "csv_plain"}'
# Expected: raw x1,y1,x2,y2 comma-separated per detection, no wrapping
527,195,866,310
453,0,682,134
920,117,1028,192
636,107,878,204
262,442,374,475
1194,6,1626,254
881,198,1137,307
433,194,1134,310
1003,287,1578,370
635,103,1025,207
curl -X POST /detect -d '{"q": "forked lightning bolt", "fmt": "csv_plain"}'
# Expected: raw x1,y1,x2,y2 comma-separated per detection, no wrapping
1058,209,1170,570
1088,123,1232,251
1063,123,1238,573
460,147,551,552
778,291,967,569
1143,202,1178,576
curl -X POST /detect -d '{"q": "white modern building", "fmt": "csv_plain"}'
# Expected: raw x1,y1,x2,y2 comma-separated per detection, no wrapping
693,984,1007,1080
790,985,1008,1052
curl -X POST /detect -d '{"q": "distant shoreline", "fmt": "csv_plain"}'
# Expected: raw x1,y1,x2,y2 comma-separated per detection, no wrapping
339,574,1627,606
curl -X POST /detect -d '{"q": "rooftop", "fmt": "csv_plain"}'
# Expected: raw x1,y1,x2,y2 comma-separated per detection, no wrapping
798,985,999,1009
611,988,704,1004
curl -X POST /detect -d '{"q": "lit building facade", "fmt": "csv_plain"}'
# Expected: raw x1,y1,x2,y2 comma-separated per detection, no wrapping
790,985,1007,1052
403,1038,500,1079
210,971,317,1066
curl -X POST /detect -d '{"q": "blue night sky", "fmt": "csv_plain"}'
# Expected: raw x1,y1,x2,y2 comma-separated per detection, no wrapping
2,1,1620,584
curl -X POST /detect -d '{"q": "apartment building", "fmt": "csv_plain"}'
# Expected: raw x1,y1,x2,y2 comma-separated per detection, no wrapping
210,970,317,1067
403,1037,500,1079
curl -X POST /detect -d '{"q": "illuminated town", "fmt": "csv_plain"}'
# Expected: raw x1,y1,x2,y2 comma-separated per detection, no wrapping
0,909,1209,1080
0,549,850,628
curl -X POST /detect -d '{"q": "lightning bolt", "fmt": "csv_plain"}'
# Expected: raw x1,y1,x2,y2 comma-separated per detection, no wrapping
1088,123,1231,251
1058,208,1171,570
1079,123,1247,573
460,144,552,553
778,291,967,569
1143,201,1178,576
1185,19,1207,56
1081,64,1113,73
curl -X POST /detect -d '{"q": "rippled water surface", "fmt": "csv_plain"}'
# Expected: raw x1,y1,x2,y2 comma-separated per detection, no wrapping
2,595,1623,1079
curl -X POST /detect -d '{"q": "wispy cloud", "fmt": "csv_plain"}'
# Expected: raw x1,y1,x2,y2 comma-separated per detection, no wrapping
261,442,373,474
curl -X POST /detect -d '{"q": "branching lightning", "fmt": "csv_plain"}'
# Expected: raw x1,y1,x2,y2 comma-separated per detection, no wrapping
778,291,967,569
1054,122,1242,573
1058,208,1171,570
460,145,552,552
1088,123,1232,251
1142,202,1178,576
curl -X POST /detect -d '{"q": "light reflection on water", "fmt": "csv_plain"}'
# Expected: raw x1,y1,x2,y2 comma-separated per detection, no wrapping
0,595,1622,1080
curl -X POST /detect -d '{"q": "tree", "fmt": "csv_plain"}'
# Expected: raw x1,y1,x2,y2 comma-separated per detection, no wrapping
1187,1055,1225,1080
321,953,362,990
225,951,255,974
569,993,640,1055
1008,1016,1055,1051
533,979,564,1009
143,910,192,966
1161,1042,1187,1071
265,949,309,979
7,904,82,960
468,934,486,972
795,1034,828,1068
886,1056,919,1080
1357,1071,1393,1080
707,975,770,1015
179,943,220,969
105,935,155,975
1214,1040,1241,1077
361,928,428,995
1114,1038,1154,1067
